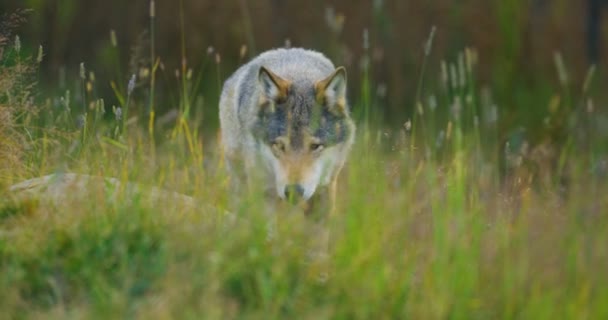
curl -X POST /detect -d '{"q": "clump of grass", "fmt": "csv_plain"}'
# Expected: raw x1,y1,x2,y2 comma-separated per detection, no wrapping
0,10,41,188
0,201,167,314
0,196,39,222
0,105,24,187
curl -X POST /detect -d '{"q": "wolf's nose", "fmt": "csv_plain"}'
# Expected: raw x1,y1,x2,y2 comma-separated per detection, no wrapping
284,184,305,201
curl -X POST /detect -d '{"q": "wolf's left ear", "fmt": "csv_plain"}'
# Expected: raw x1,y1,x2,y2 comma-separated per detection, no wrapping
258,66,291,102
315,67,348,116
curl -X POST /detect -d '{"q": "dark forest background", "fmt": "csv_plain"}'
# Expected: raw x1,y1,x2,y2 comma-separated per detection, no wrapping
1,0,606,132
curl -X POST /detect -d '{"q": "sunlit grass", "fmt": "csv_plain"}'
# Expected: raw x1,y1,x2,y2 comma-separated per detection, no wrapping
2,122,607,318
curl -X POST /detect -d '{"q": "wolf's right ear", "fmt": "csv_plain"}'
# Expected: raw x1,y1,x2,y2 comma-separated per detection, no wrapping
258,66,291,102
315,67,348,116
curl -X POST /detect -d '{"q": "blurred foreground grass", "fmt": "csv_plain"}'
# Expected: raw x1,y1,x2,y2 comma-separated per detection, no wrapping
2,124,607,318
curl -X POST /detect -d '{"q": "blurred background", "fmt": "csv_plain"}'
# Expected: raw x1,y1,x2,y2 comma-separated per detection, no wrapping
0,0,605,131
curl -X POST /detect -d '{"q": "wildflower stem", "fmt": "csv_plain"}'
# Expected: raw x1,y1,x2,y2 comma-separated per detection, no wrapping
216,53,222,110
149,0,156,136
80,62,88,147
412,26,436,153
123,74,136,138
178,0,191,121
361,29,371,131
238,0,256,57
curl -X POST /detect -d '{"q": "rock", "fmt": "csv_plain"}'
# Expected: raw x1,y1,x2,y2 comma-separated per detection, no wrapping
8,173,196,210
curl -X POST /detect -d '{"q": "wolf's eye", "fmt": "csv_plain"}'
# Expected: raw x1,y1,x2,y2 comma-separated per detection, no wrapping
272,140,286,153
310,143,324,152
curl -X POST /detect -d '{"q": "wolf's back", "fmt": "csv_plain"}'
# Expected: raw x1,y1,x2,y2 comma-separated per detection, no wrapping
219,48,337,156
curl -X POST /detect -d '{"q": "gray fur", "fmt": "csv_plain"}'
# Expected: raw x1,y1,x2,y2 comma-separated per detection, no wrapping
221,49,336,154
219,48,355,200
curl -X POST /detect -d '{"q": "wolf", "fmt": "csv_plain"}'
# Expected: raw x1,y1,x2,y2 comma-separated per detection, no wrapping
219,48,355,214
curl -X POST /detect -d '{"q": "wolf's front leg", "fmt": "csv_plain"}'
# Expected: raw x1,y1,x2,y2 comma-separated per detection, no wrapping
329,176,339,216
223,154,246,194
306,220,330,282
303,184,337,282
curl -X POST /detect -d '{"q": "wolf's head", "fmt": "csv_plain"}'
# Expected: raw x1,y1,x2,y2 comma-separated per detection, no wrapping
252,66,355,202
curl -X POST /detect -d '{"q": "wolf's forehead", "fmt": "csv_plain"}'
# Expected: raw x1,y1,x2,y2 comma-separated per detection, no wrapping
287,90,316,122
254,87,350,147
264,93,315,148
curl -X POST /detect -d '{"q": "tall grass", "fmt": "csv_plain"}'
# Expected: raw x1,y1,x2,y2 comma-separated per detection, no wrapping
1,9,608,320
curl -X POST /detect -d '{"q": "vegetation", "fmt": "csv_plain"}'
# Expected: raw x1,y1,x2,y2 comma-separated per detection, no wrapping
1,3,607,319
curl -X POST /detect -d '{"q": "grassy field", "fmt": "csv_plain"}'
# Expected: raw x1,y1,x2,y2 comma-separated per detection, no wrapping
2,12,608,319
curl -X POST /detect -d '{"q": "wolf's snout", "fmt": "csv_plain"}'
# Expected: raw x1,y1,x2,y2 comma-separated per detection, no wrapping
284,184,305,202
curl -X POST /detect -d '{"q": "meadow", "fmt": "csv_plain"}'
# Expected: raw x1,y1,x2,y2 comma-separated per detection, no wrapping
1,4,608,319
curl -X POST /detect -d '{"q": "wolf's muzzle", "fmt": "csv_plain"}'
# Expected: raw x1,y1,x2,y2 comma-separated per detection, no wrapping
284,184,305,203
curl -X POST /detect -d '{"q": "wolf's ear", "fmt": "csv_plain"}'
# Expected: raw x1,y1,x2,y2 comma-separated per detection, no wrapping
258,66,291,102
315,67,348,116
